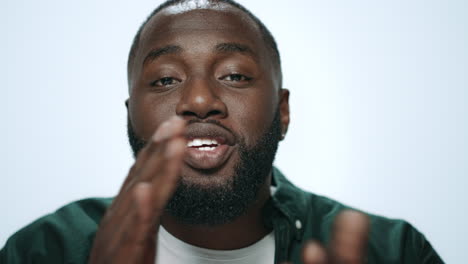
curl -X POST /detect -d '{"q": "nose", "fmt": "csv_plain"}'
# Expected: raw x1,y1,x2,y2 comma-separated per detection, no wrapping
176,78,228,120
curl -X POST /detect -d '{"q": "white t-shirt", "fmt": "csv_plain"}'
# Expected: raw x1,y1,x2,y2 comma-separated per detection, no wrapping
156,187,277,264
155,223,275,264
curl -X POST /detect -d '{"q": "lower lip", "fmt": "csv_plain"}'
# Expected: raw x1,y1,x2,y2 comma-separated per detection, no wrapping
184,144,232,170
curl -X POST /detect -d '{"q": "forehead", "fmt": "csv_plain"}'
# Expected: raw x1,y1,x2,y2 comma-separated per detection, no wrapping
137,5,266,59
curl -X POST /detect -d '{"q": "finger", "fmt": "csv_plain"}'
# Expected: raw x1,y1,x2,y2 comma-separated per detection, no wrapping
112,139,166,208
126,137,185,263
105,141,177,257
93,117,186,263
330,210,370,264
120,116,186,193
136,139,169,182
133,116,185,178
149,137,186,213
110,137,186,253
137,128,186,187
112,139,167,208
111,183,157,263
302,241,328,264
97,185,143,263
114,137,186,253
152,116,185,143
131,183,159,263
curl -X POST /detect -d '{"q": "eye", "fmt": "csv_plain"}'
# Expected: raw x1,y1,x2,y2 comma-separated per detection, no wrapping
150,77,179,87
222,74,252,82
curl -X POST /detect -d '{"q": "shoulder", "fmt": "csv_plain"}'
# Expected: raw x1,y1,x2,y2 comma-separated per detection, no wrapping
272,168,443,263
309,195,443,263
365,212,443,263
300,190,442,263
0,197,112,264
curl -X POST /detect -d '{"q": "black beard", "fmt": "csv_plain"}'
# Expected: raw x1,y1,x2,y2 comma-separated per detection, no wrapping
127,111,282,226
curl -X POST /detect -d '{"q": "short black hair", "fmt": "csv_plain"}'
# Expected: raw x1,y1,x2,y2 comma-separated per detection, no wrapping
127,0,282,89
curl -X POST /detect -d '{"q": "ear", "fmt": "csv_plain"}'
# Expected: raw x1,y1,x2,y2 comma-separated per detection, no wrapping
279,89,290,140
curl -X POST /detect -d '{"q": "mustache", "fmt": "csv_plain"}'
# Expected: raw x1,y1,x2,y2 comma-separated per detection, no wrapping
127,117,241,158
185,118,239,145
186,118,230,132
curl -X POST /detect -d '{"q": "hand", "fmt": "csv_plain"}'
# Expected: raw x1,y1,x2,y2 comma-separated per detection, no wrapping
88,116,186,264
287,210,370,264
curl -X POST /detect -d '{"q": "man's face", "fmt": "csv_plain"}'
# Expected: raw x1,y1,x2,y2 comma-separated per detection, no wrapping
127,5,289,224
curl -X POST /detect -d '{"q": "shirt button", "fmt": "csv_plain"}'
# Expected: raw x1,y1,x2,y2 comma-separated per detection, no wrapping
295,219,302,229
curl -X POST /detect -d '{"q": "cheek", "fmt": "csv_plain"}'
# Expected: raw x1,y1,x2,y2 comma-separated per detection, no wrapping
129,93,179,139
226,89,277,146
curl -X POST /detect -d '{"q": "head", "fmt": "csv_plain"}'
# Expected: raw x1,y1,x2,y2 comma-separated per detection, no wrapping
126,0,290,225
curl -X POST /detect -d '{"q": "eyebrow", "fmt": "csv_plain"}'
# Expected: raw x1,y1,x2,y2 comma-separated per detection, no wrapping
215,42,256,57
142,45,182,66
142,42,256,67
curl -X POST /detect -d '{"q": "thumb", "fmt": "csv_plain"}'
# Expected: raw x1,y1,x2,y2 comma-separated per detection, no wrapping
302,241,328,264
330,210,370,264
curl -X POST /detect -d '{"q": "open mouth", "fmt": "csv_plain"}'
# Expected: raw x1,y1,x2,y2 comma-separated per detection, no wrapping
183,123,236,170
187,138,221,151
185,137,233,170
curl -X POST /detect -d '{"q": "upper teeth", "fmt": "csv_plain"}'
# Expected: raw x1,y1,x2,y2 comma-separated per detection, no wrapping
187,138,219,147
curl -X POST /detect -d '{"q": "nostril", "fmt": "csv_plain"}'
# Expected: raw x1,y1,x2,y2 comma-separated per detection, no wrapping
207,110,222,117
176,96,227,119
182,111,198,117
182,109,223,119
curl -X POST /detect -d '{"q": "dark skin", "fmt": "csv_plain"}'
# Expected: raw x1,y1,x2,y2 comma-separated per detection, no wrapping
130,6,283,249
89,4,369,264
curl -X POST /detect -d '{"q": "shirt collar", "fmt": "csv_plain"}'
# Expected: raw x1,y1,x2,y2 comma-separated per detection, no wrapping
262,167,306,241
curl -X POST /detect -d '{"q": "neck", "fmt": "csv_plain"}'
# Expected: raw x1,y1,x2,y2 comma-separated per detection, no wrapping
160,174,272,250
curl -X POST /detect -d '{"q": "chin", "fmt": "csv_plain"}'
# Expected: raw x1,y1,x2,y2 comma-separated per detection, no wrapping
179,153,241,190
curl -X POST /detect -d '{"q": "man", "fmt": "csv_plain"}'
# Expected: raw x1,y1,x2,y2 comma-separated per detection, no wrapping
0,0,443,263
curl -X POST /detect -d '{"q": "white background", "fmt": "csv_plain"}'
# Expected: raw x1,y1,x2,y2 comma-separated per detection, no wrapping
2,0,467,262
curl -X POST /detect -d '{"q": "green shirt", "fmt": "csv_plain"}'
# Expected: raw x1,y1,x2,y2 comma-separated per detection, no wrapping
1,168,443,263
